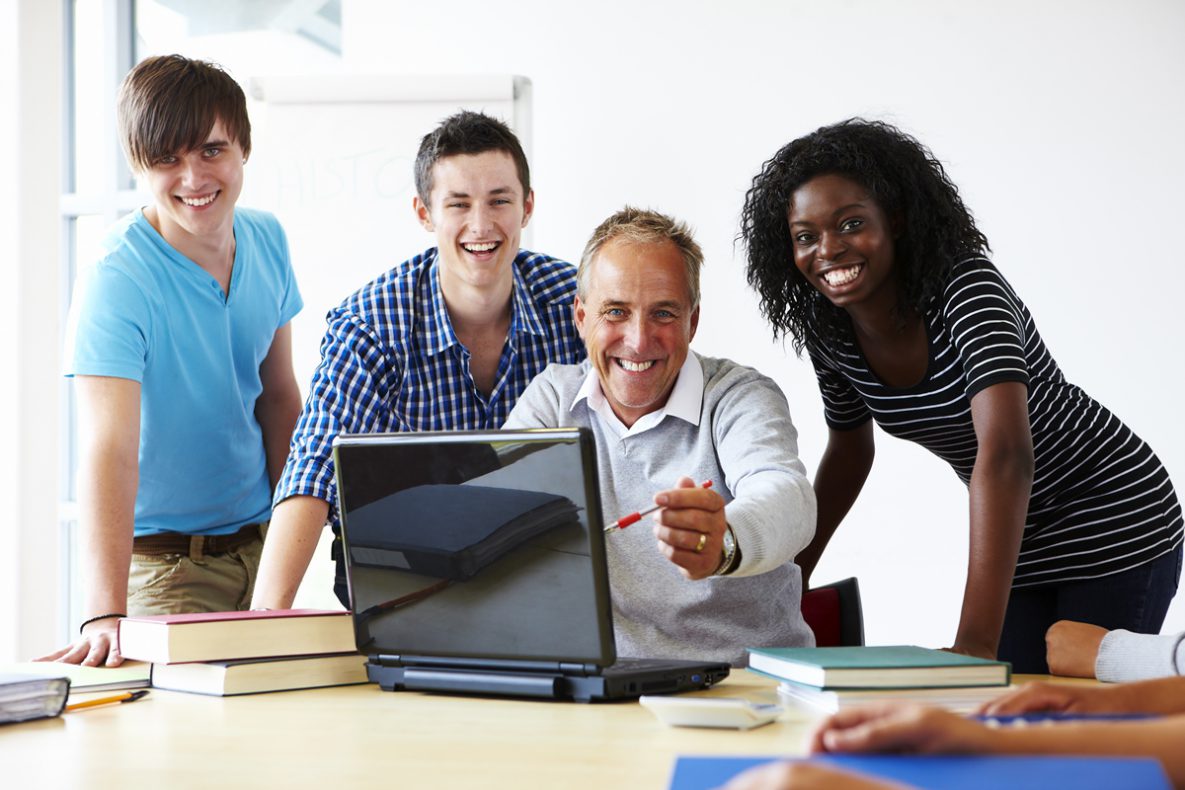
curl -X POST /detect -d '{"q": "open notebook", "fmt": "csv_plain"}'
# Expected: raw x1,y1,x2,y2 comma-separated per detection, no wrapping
333,428,730,702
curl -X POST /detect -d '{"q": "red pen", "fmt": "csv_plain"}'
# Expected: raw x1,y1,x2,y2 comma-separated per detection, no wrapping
604,480,713,533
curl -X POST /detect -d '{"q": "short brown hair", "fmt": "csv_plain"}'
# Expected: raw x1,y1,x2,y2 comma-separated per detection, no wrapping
414,111,530,204
118,54,251,172
579,207,704,308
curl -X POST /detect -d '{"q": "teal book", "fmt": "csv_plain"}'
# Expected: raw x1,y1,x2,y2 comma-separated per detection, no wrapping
669,755,1170,790
747,645,1010,689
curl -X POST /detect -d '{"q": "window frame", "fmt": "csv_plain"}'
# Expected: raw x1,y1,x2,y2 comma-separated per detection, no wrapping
57,0,137,642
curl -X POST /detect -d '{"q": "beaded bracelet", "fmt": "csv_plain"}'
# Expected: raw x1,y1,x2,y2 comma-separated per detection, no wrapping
79,613,126,634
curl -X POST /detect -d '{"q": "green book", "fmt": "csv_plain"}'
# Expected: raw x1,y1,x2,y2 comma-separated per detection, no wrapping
746,645,1010,689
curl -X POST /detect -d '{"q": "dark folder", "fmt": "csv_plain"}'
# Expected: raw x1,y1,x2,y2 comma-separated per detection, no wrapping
347,483,579,581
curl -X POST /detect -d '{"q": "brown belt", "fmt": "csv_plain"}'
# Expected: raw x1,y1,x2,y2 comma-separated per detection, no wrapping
132,523,262,557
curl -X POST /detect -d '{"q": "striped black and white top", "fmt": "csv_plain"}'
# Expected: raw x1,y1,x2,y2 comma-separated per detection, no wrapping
808,257,1183,587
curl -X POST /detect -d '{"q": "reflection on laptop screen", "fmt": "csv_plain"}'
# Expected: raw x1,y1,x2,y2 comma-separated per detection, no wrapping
334,430,612,666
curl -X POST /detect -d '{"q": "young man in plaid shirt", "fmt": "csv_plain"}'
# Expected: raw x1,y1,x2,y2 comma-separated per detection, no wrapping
252,111,584,608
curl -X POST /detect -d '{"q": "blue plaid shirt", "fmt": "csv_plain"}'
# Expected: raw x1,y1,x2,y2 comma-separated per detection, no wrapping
275,247,585,522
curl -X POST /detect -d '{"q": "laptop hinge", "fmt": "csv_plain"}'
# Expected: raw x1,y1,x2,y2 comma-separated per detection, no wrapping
414,654,562,671
558,662,599,676
372,653,402,667
372,654,601,675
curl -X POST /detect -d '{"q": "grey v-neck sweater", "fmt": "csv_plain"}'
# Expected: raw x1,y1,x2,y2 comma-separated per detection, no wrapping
505,353,816,665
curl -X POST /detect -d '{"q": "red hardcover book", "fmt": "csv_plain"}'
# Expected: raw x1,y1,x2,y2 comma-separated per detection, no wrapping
118,609,356,664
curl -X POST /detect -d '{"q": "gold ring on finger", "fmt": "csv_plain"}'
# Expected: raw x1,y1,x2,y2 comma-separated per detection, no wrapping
694,532,707,553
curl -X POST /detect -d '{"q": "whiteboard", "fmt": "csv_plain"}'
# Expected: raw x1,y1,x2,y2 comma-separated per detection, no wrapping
241,74,533,397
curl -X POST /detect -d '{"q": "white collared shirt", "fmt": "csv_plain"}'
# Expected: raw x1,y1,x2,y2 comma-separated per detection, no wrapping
570,350,705,438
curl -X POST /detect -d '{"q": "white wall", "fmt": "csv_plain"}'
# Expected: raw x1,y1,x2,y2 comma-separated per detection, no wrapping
336,0,1185,647
2,0,62,662
0,0,18,662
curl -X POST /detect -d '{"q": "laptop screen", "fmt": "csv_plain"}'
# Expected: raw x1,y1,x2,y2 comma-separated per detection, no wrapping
333,429,615,667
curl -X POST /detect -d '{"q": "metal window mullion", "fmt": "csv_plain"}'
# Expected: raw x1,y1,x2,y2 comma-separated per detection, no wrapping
107,0,134,194
58,0,138,642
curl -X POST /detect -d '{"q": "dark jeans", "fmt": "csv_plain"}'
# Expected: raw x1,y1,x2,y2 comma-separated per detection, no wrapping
998,545,1183,673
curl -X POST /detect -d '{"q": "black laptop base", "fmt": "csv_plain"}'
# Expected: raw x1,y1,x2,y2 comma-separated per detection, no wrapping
336,430,734,704
366,660,730,703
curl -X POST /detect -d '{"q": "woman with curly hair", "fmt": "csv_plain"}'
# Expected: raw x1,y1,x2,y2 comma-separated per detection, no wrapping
741,119,1182,671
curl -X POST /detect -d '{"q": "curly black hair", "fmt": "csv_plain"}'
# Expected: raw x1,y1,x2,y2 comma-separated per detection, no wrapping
739,119,990,354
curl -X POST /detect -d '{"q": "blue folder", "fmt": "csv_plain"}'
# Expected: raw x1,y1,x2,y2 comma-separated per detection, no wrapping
669,754,1170,790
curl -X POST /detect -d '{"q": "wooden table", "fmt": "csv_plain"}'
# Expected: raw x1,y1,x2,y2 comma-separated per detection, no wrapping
3,673,1057,789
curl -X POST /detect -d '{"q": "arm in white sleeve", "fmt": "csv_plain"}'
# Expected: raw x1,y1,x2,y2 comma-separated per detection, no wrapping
1096,630,1185,682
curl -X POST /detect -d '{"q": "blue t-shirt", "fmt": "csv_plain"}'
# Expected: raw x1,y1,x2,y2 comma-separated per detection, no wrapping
65,207,303,536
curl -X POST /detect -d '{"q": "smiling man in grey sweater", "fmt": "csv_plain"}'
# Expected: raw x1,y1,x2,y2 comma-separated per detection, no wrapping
504,207,816,665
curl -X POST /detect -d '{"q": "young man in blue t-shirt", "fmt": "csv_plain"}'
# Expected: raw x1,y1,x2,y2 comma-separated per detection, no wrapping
41,55,303,667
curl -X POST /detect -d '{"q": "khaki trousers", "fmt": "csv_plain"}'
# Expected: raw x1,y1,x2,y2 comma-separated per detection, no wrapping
126,526,266,616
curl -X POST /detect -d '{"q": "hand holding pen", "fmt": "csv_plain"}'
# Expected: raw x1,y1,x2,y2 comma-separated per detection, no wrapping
604,480,714,532
607,477,727,582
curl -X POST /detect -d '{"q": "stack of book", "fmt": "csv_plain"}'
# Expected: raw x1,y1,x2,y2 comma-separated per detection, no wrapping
0,673,71,725
747,645,1012,715
118,609,368,696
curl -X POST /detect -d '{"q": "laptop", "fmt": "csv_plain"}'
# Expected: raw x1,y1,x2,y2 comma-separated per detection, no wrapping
332,427,731,702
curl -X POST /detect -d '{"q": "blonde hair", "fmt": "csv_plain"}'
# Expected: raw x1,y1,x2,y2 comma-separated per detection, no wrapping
578,207,703,308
